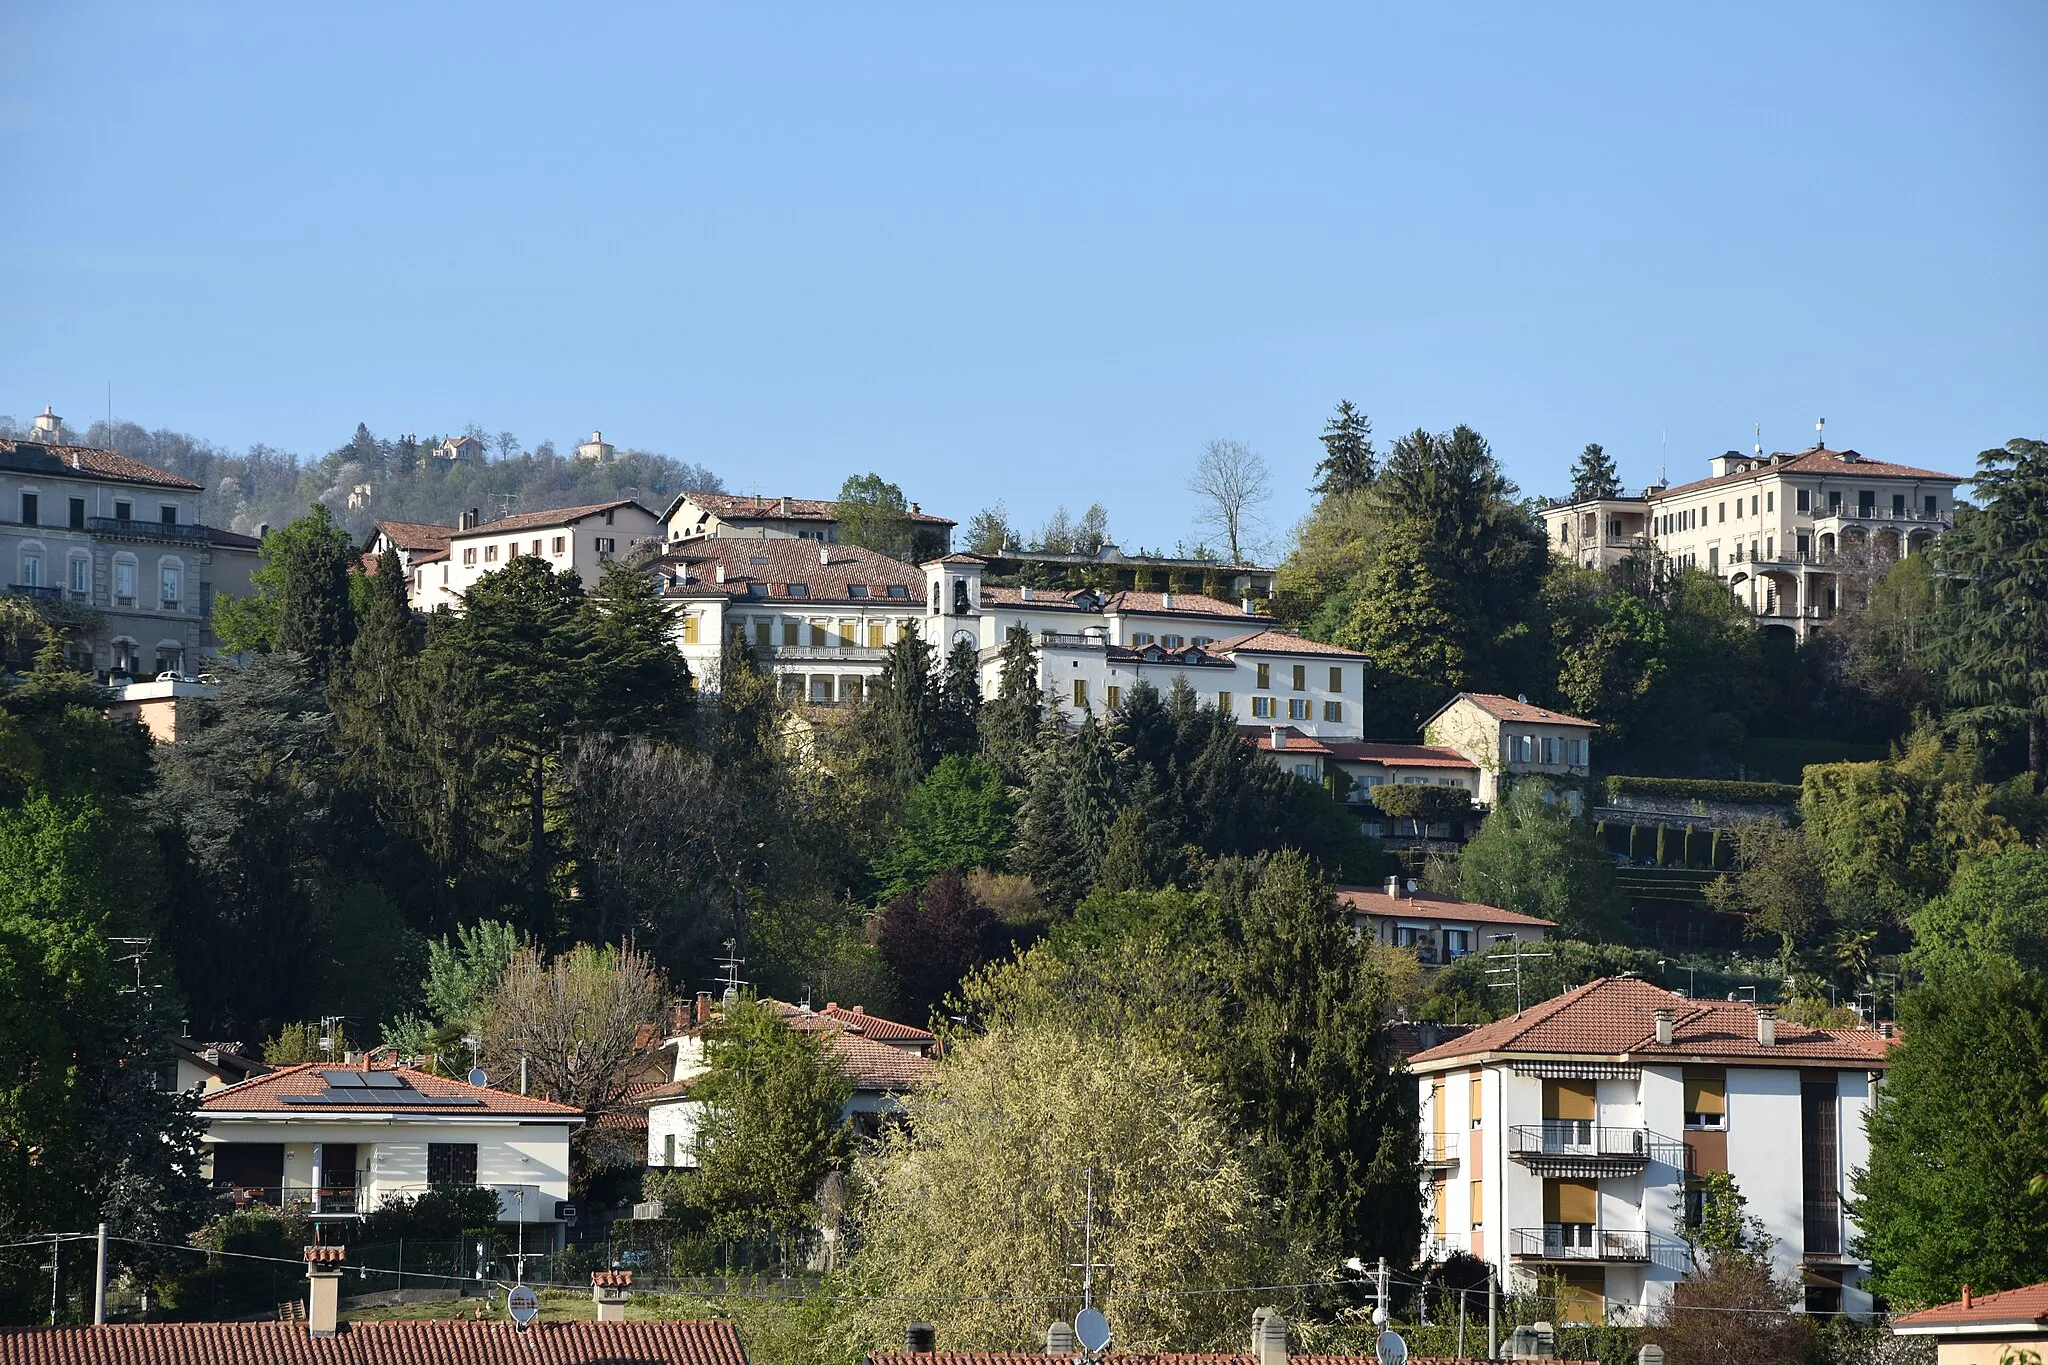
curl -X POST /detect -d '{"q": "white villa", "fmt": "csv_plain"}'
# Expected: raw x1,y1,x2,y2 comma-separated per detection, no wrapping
405,500,665,611
1407,977,1895,1325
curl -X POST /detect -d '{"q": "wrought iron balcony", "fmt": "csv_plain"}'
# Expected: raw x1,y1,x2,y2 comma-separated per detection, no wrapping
1422,1132,1460,1167
87,516,214,545
1508,1122,1651,1174
8,584,60,602
1510,1225,1650,1262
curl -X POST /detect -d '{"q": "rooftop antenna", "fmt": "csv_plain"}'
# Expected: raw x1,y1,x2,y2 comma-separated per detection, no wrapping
493,491,521,519
1484,936,1553,1014
109,936,153,992
1659,429,1667,487
1070,1168,1114,1357
1816,416,1826,449
1753,424,1763,458
713,939,748,1004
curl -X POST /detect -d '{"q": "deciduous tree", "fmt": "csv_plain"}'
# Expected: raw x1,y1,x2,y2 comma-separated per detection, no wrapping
1188,438,1272,564
1457,779,1625,941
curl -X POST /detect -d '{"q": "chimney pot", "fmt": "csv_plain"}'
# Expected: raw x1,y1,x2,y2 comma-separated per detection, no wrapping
1654,1008,1674,1046
905,1323,937,1353
1251,1307,1288,1365
1241,596,1255,614
1962,1284,1972,1310
1046,1321,1077,1354
694,991,711,1026
592,1269,633,1321
715,564,726,583
820,545,829,565
1757,1006,1777,1047
303,1246,345,1338
1021,584,1033,602
1162,591,1175,608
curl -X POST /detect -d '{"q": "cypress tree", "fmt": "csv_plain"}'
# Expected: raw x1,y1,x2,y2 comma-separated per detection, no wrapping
1062,710,1119,869
934,638,982,759
1008,707,1088,912
333,547,421,799
977,625,1043,783
874,633,938,789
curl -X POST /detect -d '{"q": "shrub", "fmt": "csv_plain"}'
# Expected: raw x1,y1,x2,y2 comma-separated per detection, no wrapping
358,1185,504,1242
1369,784,1475,822
1604,775,1801,806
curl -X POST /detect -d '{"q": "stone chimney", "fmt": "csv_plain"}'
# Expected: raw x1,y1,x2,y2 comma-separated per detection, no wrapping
904,1323,937,1353
304,1245,346,1337
1251,1307,1287,1365
820,544,830,566
591,1269,633,1321
694,991,712,1026
1385,874,1404,899
1045,1321,1077,1354
1756,1006,1777,1047
779,496,791,518
1021,585,1033,602
1654,1008,1674,1046
460,507,479,531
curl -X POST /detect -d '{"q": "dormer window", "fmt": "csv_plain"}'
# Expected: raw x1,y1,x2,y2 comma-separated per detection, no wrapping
849,584,870,597
887,585,909,599
785,583,810,597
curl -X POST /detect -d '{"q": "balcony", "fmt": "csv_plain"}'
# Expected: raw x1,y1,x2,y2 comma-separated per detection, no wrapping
760,643,888,664
1508,1123,1651,1176
1510,1225,1650,1262
1422,1132,1460,1168
8,584,61,602
87,516,214,545
212,1184,360,1217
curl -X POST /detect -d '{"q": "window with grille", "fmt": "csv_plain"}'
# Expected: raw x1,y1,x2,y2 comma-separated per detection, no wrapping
427,1143,477,1188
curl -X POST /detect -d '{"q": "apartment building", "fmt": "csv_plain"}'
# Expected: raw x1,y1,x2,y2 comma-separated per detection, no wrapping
1540,440,1964,639
406,500,664,611
1408,977,1893,1325
1422,693,1595,810
662,490,955,551
924,553,1369,742
1338,878,1553,965
0,412,259,678
199,1063,581,1244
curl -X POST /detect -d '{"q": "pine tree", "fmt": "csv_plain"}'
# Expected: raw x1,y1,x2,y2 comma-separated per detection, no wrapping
276,504,359,684
977,625,1042,783
1311,400,1377,496
582,561,695,744
1094,805,1169,894
1568,441,1624,501
934,638,982,759
873,633,938,789
333,547,422,800
1062,710,1119,869
1008,708,1089,912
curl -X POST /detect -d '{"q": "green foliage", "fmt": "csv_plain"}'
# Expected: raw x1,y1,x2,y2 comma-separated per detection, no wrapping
1368,782,1474,822
1604,774,1801,806
976,624,1042,782
962,504,1016,556
261,1020,344,1065
1456,779,1625,940
357,1185,502,1242
657,996,851,1260
381,919,527,1070
834,473,916,559
215,505,359,683
1553,581,1666,742
1311,400,1377,496
1705,820,1831,969
1906,849,2048,984
1677,1170,1771,1264
1567,442,1624,501
1856,968,2048,1308
876,755,1012,898
875,870,1005,1020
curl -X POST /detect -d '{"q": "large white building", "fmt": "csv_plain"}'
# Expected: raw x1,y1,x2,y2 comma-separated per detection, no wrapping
661,490,955,551
1539,439,1964,639
406,499,665,611
1407,977,1894,1326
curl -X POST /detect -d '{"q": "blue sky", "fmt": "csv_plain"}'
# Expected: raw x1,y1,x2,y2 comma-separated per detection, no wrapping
2,3,2041,554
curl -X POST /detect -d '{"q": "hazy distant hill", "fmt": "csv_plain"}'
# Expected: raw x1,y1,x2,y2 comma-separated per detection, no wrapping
1,414,724,545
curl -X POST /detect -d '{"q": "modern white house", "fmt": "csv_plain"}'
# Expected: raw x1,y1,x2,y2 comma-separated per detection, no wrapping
1539,437,1964,639
405,499,665,611
1337,879,1553,966
198,1063,583,1245
1406,977,1895,1326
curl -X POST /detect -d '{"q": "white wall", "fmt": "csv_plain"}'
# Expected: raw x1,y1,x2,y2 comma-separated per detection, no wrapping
647,1100,703,1169
205,1118,574,1222
1725,1068,1805,1284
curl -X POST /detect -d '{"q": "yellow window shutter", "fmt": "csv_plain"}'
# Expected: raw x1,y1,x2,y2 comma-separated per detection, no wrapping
1431,1081,1445,1135
1543,1079,1597,1121
1470,1071,1483,1127
1470,1178,1484,1227
1432,1179,1447,1237
1684,1069,1727,1117
1545,1179,1598,1225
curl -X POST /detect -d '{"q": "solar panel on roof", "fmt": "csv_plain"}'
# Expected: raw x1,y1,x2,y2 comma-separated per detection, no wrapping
322,1070,367,1087
361,1071,407,1088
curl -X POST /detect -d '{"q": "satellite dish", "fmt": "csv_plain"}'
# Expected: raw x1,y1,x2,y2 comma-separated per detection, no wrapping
506,1283,539,1326
1074,1307,1112,1354
1376,1328,1409,1365
468,1068,488,1087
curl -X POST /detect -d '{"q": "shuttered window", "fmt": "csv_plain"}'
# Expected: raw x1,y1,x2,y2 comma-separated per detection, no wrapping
1685,1069,1727,1128
1469,1071,1484,1129
1544,1179,1598,1225
1470,1178,1484,1228
1543,1078,1597,1121
1432,1178,1447,1238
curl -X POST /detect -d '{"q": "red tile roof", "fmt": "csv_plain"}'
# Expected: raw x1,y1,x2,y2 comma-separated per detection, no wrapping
772,1001,937,1046
1407,977,1897,1070
1336,886,1555,930
828,1032,936,1090
662,540,923,603
1438,693,1597,728
458,500,657,537
1893,1281,2048,1332
1659,447,1961,500
1207,629,1366,658
1324,742,1478,769
670,491,955,527
198,1064,583,1118
0,1319,746,1364
977,587,1271,622
0,439,204,490
1237,724,1333,756
371,520,455,552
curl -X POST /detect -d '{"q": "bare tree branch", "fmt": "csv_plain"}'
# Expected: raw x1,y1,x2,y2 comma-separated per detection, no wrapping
1187,439,1273,565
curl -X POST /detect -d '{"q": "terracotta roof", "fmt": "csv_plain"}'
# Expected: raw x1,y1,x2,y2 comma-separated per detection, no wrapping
1659,447,1961,500
827,1032,935,1091
198,1064,582,1118
372,520,455,552
662,540,924,603
1238,724,1332,756
926,553,987,565
627,1079,697,1106
1894,1281,2048,1333
1435,693,1597,729
1207,629,1366,658
0,439,203,490
409,547,451,567
976,587,1270,622
0,1319,746,1364
1408,977,1898,1070
208,528,263,550
174,1038,269,1084
458,500,657,537
772,1001,937,1046
669,490,955,527
1325,742,1478,769
1336,886,1554,929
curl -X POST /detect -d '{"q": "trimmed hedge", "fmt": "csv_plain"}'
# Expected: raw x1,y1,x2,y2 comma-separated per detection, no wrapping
1603,775,1800,807
1370,784,1475,821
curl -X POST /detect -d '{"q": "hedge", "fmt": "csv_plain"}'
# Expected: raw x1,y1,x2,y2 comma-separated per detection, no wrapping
1603,775,1800,807
1369,784,1475,821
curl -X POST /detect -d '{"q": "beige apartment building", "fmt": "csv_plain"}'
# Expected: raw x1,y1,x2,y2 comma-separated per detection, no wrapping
1541,440,1964,639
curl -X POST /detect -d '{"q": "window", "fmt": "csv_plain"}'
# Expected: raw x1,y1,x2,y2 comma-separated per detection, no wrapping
463,547,478,566
810,622,828,647
1293,761,1316,779
1751,495,1759,516
1717,502,1725,522
867,622,886,647
1708,547,1719,571
114,501,132,521
595,536,616,554
69,556,89,594
1323,700,1343,722
663,1134,676,1167
1250,695,1275,718
681,615,700,644
1445,928,1471,958
1329,666,1343,691
745,581,767,598
1217,692,1233,715
552,536,566,554
1131,632,1154,645
529,539,541,556
1572,738,1588,765
1510,734,1534,763
848,584,869,597
485,545,499,563
1540,736,1555,764
1858,490,1875,516
786,583,810,597
1767,491,1774,512
114,561,136,603
1256,662,1271,689
427,1143,478,1188
1684,1070,1726,1129
161,564,181,607
1193,636,1212,647
1797,488,1810,512
1828,490,1842,513
1796,533,1809,558
1291,664,1306,691
1766,536,1774,560
19,493,36,526
755,618,772,646
1470,1072,1483,1129
783,619,799,646
1470,1178,1484,1228
887,584,909,599
1161,634,1183,648
19,552,40,587
1287,697,1308,720
1106,685,1121,710
1924,494,1937,516
1072,679,1088,708
162,505,179,525
1891,493,1906,516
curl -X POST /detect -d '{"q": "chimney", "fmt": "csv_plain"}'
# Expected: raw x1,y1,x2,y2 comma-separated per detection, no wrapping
1385,875,1403,899
694,991,711,1026
1021,585,1033,602
1654,1008,1674,1046
819,545,829,566
591,1269,633,1321
1962,1285,1972,1310
1251,1307,1288,1365
910,502,921,515
715,564,726,583
1241,596,1255,614
1878,1021,1896,1040
905,1323,937,1353
461,507,479,531
1756,1006,1777,1047
304,1245,346,1337
1046,1321,1077,1354
1161,591,1175,609
780,496,791,517
1270,726,1286,750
